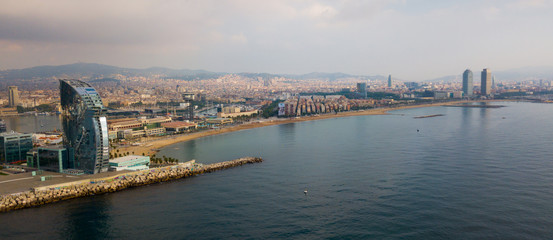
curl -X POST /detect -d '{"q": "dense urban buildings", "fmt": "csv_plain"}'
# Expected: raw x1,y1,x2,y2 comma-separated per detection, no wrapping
481,68,491,96
60,79,109,174
462,69,473,97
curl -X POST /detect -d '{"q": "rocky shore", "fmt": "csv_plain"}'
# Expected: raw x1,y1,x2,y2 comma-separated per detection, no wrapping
0,157,262,212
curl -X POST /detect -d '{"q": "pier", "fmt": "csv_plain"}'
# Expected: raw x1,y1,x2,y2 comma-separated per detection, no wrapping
413,114,445,119
0,157,262,212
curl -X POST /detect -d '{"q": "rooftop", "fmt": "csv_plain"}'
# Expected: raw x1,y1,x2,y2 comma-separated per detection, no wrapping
161,121,197,128
109,155,149,164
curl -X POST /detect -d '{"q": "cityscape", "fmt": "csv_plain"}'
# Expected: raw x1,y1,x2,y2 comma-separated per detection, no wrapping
2,0,553,239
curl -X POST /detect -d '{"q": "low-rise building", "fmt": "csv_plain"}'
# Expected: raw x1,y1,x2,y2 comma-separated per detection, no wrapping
0,131,33,163
26,145,71,173
206,118,233,126
109,155,150,171
161,121,197,134
217,109,258,118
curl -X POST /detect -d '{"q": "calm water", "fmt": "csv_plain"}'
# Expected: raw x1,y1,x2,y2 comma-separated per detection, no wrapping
2,102,553,239
2,114,62,133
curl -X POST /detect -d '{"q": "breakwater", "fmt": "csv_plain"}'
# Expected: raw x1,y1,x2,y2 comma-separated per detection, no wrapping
0,157,262,212
413,114,445,119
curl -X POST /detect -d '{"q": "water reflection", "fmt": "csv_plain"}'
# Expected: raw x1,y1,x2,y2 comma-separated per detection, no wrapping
3,115,62,133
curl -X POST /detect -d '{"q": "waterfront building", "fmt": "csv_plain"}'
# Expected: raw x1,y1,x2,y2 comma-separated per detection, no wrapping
0,131,33,163
206,118,233,126
462,69,473,97
388,75,392,88
8,86,20,107
26,145,71,173
109,155,150,171
162,121,197,134
356,82,367,99
60,79,109,174
481,68,491,96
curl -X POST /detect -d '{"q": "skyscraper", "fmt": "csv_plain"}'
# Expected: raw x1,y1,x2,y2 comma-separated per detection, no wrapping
356,82,367,99
60,79,109,174
462,69,473,97
481,68,491,96
8,86,20,107
388,75,392,88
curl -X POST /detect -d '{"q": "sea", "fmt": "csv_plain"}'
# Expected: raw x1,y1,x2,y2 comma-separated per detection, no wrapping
1,101,553,239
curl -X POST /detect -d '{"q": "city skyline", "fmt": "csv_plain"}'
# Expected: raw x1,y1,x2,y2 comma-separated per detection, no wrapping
2,0,553,81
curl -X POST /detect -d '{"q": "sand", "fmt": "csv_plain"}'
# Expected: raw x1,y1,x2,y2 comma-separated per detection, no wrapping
119,101,471,156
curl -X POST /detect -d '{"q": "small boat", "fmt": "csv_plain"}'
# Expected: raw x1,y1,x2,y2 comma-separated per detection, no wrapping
304,189,308,195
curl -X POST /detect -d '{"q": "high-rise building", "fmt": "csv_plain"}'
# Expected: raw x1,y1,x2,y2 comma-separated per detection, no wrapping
481,68,491,96
183,93,195,121
462,69,473,97
356,82,367,99
8,86,20,107
60,79,109,174
388,75,392,88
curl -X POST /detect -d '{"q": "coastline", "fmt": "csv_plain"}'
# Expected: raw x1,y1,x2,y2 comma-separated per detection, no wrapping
120,100,474,156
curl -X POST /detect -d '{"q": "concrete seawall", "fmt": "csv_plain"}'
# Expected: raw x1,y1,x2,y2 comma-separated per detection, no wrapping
0,157,262,212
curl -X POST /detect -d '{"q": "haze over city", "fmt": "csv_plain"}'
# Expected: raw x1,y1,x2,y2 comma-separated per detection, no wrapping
2,0,553,80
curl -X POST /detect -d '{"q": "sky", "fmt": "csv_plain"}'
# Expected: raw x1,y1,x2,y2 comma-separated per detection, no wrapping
1,0,553,80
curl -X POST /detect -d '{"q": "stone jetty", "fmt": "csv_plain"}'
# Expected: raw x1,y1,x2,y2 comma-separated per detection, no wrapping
0,157,262,212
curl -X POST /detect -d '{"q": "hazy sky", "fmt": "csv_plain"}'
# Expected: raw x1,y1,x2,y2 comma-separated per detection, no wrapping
1,0,553,80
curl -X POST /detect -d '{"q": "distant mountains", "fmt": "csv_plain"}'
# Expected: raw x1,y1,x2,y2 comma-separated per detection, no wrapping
1,63,552,88
0,63,390,87
0,63,219,80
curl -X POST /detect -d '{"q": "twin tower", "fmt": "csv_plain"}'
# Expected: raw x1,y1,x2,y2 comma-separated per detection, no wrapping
463,68,492,97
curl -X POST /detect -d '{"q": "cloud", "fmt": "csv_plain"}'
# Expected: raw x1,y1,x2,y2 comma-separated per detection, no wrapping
1,0,553,80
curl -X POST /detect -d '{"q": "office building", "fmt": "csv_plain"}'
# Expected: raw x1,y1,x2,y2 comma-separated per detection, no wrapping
356,82,367,99
26,145,71,173
481,68,491,96
388,75,392,88
462,69,473,97
60,79,109,174
0,131,33,163
8,86,20,107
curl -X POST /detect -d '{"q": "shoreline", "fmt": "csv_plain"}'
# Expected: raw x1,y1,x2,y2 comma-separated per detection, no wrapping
120,100,481,156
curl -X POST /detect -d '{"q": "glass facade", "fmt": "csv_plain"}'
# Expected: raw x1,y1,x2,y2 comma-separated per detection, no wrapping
481,68,491,96
0,132,33,164
60,79,109,174
463,69,473,97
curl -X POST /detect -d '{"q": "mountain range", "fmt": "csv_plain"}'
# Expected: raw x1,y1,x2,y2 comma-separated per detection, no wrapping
1,63,552,85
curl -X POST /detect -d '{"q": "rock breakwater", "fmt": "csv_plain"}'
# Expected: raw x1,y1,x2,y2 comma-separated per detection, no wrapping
0,157,262,212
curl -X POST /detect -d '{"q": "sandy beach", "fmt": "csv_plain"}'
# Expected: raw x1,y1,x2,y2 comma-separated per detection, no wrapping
120,101,471,156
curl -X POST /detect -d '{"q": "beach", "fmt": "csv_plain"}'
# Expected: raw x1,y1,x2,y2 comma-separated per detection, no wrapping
120,101,470,156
